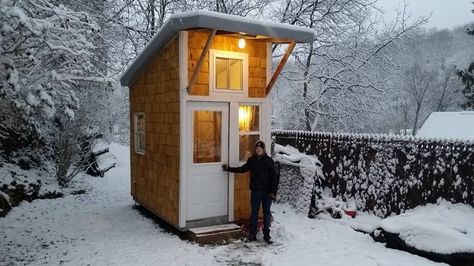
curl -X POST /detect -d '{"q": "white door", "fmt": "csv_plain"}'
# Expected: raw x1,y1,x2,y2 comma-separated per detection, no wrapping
186,102,229,222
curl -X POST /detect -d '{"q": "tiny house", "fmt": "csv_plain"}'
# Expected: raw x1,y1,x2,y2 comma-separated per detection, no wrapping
120,10,313,230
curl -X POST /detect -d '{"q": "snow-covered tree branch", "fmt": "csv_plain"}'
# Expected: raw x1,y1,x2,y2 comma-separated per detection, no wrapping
271,0,426,132
0,0,106,128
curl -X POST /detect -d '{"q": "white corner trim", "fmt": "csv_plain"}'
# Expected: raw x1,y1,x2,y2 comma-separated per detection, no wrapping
178,30,188,229
228,101,239,222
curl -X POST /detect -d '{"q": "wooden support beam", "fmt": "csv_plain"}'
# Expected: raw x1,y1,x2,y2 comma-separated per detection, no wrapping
187,29,217,93
265,41,296,96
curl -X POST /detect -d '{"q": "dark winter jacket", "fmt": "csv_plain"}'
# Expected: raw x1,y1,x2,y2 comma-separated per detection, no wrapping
228,154,278,194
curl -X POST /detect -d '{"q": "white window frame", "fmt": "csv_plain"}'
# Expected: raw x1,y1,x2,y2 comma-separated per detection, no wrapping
209,49,248,96
134,112,145,155
238,103,261,162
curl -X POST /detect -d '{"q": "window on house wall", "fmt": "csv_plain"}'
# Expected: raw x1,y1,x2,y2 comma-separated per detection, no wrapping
238,105,260,162
210,50,248,94
135,113,145,154
216,57,243,90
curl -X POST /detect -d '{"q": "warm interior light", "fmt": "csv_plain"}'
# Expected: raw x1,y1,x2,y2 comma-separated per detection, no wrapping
239,106,251,131
238,38,246,49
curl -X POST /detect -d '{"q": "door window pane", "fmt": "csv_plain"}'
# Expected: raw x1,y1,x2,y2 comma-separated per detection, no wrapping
215,57,243,91
193,111,222,163
238,105,260,162
239,105,259,132
239,134,260,162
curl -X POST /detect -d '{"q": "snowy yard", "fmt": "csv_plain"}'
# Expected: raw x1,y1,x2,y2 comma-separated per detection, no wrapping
0,144,449,265
2,1,473,265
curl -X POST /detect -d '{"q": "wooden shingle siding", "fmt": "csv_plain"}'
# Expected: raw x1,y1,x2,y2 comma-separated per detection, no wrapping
234,172,251,221
129,37,180,227
187,30,267,98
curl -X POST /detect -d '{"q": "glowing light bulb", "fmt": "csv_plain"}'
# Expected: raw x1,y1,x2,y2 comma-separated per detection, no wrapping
238,38,246,49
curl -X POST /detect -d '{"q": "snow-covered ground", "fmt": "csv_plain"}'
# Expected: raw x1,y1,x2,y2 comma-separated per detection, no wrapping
379,201,474,254
0,143,446,265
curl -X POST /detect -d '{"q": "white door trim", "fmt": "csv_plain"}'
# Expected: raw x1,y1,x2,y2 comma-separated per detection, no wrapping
185,101,229,222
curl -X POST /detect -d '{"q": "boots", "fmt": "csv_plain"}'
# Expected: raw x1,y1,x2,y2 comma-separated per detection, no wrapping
264,234,273,244
246,234,257,242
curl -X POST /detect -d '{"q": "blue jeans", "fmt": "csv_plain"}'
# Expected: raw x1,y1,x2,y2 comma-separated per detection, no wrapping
249,191,272,237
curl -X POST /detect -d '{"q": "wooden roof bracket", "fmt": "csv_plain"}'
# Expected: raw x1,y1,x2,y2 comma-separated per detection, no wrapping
265,41,296,96
186,29,217,93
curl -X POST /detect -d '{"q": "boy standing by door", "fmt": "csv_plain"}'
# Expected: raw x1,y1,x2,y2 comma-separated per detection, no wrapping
223,140,278,243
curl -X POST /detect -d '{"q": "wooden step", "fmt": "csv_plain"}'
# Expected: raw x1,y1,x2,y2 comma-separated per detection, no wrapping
187,223,242,244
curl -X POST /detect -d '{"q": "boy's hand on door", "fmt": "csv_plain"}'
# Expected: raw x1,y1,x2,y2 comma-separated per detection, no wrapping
269,193,276,200
222,164,229,171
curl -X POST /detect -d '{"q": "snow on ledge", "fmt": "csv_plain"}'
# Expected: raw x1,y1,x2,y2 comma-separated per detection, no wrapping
274,143,322,167
274,143,325,182
379,200,474,254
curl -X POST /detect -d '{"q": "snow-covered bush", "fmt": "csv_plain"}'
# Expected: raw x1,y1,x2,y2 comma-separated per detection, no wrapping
273,130,474,217
274,145,323,214
0,162,64,217
52,114,89,186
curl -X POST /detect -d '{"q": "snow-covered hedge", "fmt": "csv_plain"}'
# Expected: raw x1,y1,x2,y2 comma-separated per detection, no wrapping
272,130,474,217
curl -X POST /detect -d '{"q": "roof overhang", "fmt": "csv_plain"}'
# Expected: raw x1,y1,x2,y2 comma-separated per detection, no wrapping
120,10,314,87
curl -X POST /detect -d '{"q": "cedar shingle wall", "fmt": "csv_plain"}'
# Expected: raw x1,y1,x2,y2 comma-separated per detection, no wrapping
188,30,268,221
187,30,267,98
129,37,180,226
234,172,252,221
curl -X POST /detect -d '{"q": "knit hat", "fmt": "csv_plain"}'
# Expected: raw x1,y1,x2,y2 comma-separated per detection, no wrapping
255,140,265,149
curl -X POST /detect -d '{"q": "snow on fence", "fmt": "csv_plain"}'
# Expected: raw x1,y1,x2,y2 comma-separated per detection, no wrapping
272,130,474,218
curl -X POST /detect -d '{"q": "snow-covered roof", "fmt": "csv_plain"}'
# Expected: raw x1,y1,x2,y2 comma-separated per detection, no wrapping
417,111,474,141
120,10,315,86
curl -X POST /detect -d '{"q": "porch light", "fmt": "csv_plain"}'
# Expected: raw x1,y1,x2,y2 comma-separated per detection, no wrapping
238,38,246,49
239,105,251,131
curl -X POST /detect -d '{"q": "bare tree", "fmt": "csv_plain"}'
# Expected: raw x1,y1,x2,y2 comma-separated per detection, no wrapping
403,63,436,135
433,65,462,112
272,0,426,132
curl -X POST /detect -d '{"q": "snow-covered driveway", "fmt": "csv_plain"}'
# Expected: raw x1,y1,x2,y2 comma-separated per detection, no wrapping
0,144,445,265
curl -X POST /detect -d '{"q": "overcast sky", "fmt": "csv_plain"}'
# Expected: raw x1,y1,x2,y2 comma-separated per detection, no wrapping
377,0,474,30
